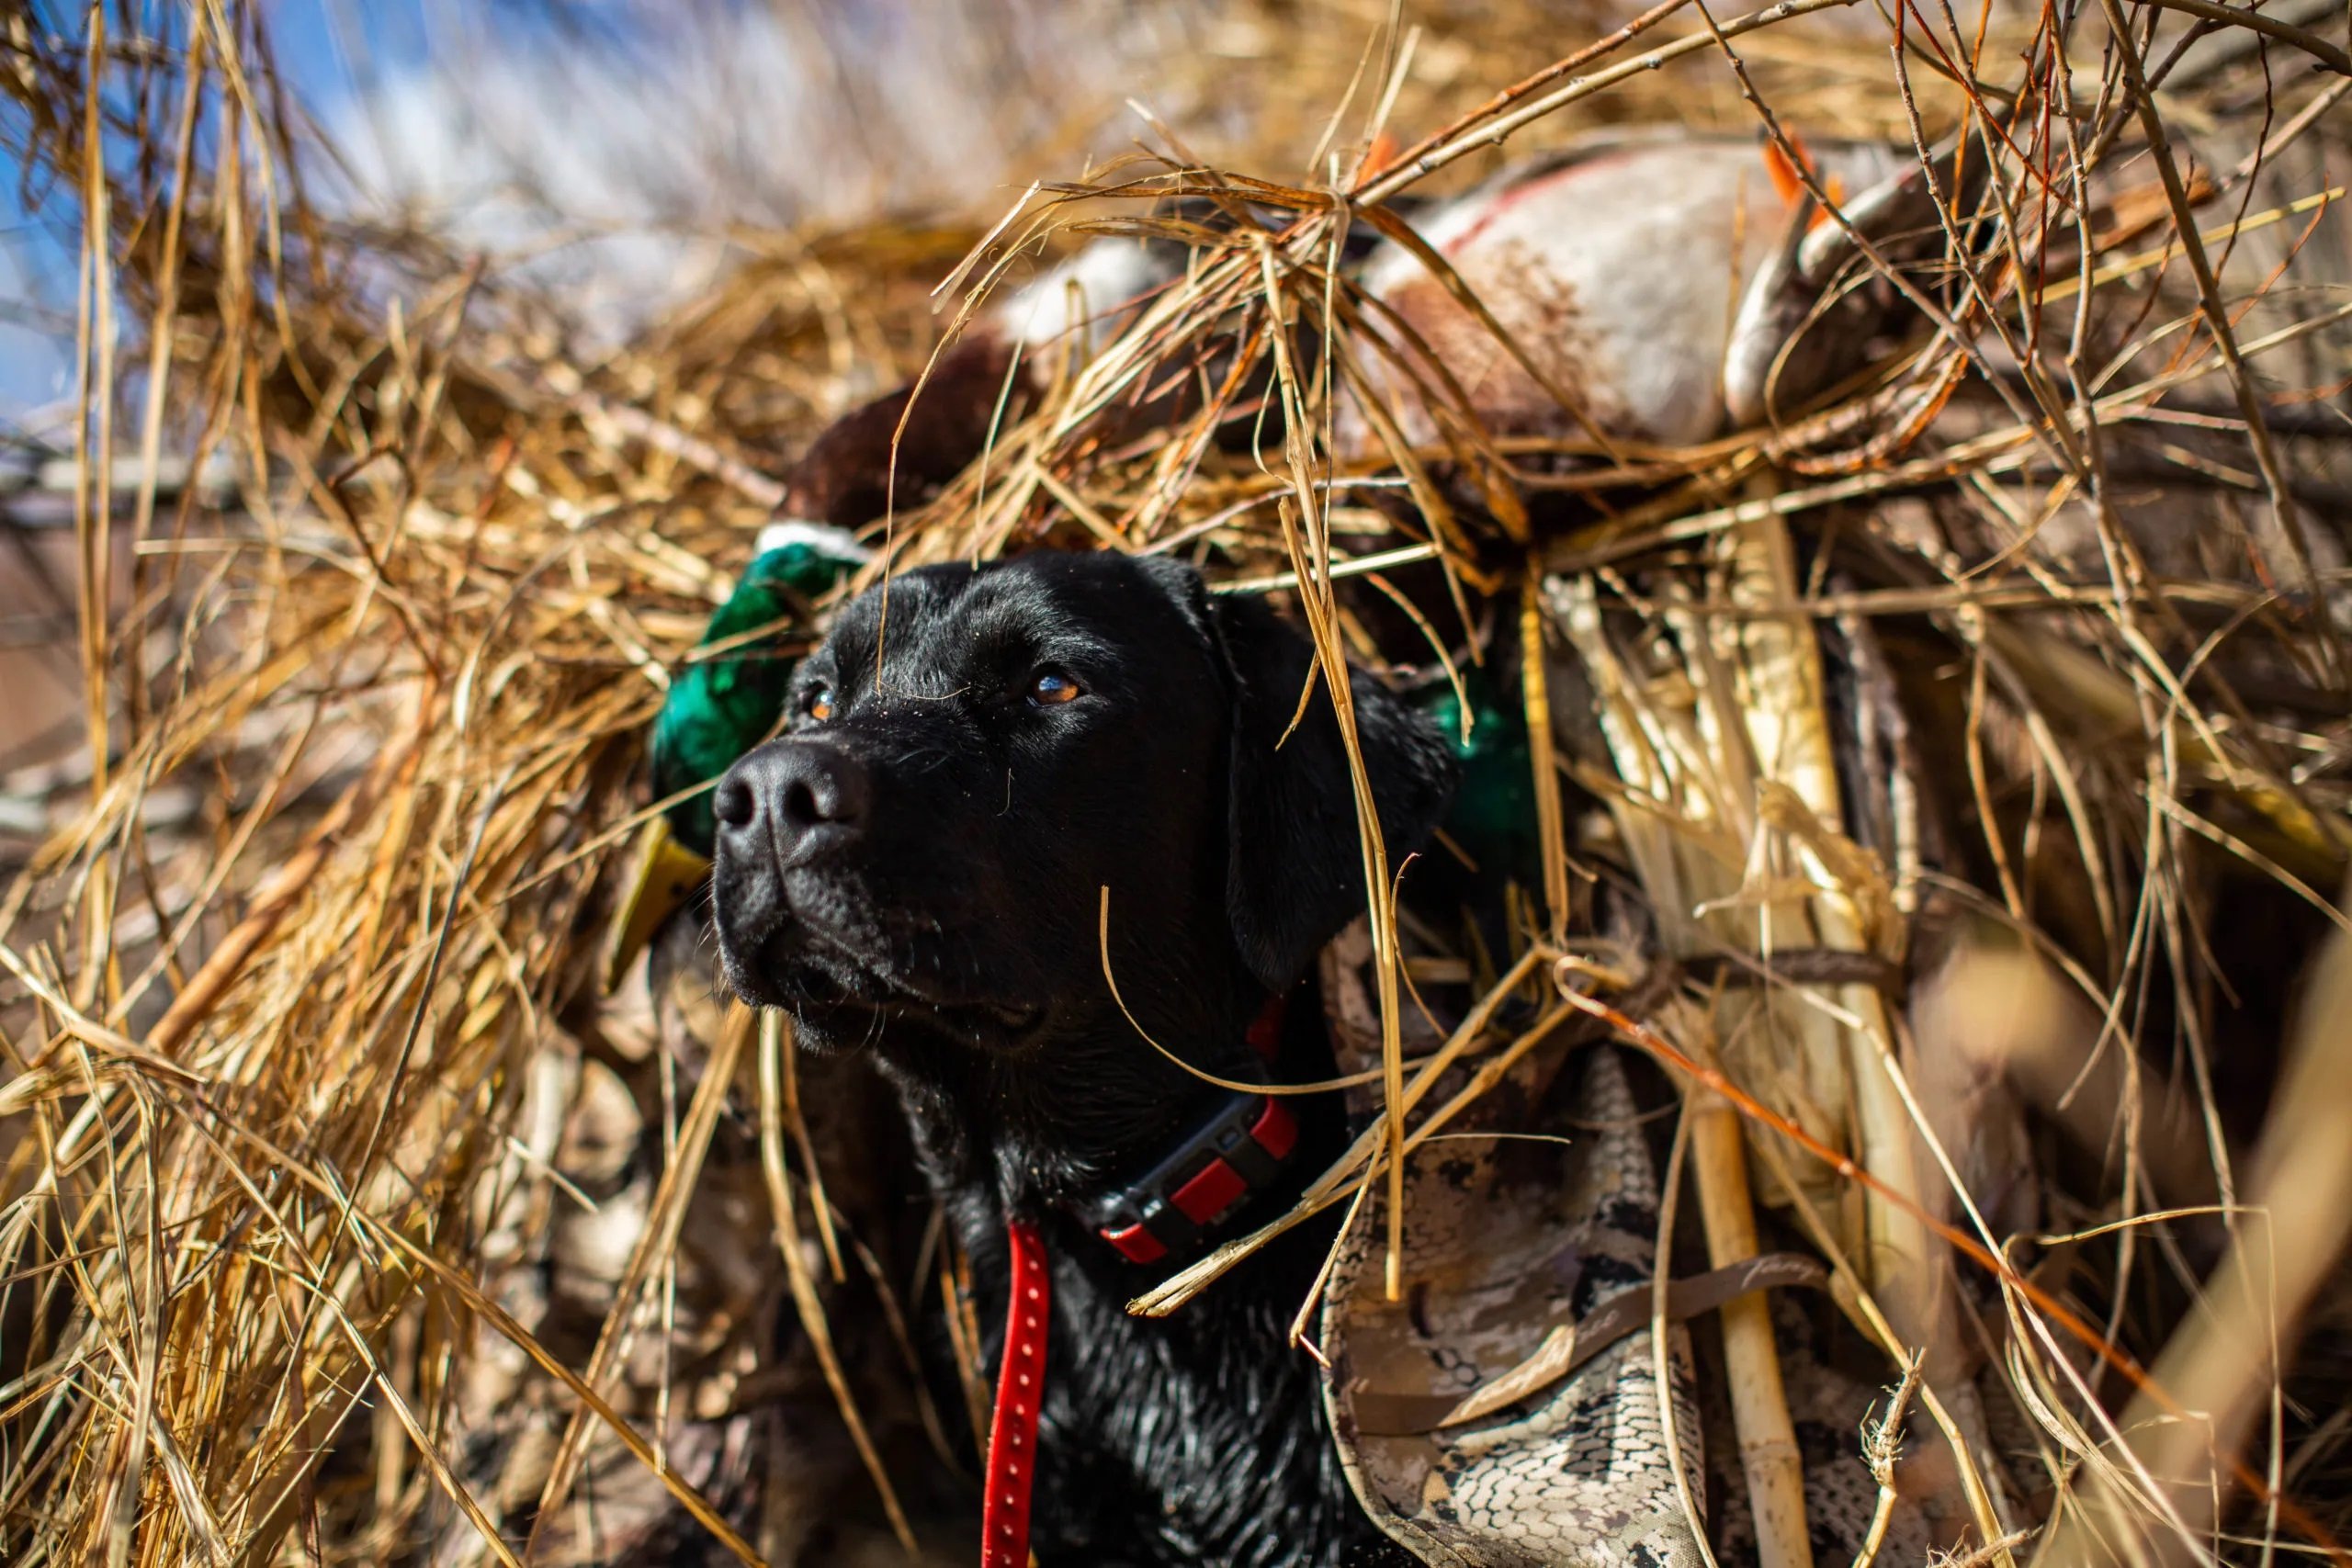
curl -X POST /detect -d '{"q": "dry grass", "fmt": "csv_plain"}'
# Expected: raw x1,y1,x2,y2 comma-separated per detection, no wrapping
3,0,2349,1563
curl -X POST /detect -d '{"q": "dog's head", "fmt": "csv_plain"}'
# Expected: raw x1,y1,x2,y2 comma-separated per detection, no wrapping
708,550,1453,1117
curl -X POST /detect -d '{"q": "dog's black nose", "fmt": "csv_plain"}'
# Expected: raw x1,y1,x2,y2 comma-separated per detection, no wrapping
716,741,871,865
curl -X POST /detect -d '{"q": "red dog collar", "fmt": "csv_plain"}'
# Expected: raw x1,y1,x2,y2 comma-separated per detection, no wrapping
1087,994,1298,1265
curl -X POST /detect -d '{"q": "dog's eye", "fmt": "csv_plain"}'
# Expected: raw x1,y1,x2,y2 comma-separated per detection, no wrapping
1028,671,1082,707
803,683,835,722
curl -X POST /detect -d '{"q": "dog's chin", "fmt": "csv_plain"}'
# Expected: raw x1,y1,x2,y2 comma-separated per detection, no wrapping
793,995,1050,1058
718,942,1049,1058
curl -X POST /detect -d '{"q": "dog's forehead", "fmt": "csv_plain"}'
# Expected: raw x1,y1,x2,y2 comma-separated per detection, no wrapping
825,555,1194,683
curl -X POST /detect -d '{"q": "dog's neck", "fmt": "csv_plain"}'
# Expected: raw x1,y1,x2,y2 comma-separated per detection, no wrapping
850,968,1379,1563
863,976,1318,1265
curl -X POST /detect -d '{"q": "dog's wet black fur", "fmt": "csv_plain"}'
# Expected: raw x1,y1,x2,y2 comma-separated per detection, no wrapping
711,550,1453,1565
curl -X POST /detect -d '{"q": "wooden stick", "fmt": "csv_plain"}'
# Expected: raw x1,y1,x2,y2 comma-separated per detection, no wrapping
1686,1009,1815,1568
2041,889,2352,1563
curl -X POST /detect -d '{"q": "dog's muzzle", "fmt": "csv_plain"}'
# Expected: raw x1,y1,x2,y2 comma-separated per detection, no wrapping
709,739,873,999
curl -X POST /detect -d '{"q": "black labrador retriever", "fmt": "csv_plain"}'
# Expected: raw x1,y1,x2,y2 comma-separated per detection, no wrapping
710,549,1453,1565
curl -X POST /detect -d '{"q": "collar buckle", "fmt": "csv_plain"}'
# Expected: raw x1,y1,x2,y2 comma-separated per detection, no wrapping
1090,993,1301,1265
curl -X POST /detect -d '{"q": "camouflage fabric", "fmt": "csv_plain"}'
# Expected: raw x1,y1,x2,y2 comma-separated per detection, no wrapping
1316,922,1951,1567
1318,924,1708,1567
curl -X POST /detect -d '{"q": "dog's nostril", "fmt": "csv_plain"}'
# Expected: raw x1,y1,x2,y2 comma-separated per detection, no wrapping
713,773,757,829
782,777,824,827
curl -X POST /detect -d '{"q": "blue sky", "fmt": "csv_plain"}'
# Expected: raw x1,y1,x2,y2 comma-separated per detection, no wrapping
2,2,432,427
1,1,1213,432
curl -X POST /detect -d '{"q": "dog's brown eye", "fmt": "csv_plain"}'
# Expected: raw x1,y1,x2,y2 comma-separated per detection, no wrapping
1029,671,1082,706
804,684,835,722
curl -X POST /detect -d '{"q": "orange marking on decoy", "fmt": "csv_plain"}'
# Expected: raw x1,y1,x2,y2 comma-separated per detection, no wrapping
1761,137,1806,207
1760,130,1840,231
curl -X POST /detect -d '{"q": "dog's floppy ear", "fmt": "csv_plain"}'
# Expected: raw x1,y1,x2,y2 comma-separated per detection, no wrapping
1136,556,1457,992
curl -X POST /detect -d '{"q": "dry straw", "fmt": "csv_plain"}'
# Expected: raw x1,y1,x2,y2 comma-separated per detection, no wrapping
4,0,2350,1563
